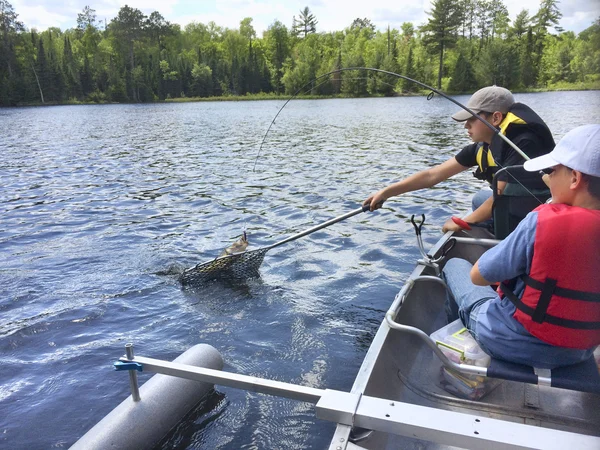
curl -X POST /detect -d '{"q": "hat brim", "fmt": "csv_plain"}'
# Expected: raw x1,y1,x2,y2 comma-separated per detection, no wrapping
523,153,559,172
452,108,477,122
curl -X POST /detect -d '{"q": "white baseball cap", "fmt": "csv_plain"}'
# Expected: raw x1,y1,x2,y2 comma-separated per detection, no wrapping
524,124,600,177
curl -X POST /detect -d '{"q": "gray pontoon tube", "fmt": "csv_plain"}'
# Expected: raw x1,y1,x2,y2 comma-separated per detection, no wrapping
70,343,223,450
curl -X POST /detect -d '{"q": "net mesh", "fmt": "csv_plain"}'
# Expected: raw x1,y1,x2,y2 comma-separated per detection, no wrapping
179,248,269,285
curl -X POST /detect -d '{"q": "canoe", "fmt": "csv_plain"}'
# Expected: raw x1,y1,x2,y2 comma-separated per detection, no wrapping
327,225,600,449
99,224,600,450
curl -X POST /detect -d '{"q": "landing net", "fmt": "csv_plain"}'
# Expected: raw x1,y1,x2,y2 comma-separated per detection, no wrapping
179,248,269,285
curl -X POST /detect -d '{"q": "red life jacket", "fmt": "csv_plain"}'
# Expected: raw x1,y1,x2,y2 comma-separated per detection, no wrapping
499,203,600,349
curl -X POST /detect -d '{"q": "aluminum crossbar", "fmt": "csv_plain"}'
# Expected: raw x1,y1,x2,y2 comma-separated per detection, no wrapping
119,354,600,450
124,355,323,403
451,236,501,247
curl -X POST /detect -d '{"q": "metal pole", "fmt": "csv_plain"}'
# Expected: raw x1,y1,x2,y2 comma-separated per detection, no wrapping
116,352,600,450
450,237,500,247
125,343,141,402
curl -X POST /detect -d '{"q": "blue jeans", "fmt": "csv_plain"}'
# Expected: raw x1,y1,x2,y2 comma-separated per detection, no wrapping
472,188,494,230
442,258,496,342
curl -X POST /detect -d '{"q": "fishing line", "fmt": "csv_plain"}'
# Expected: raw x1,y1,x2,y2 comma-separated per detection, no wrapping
254,67,545,206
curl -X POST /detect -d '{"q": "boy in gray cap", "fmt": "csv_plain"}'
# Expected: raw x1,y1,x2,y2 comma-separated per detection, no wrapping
364,86,554,234
443,124,600,368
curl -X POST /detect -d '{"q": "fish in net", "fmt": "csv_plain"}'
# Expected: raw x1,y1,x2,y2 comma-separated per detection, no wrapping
179,205,370,286
179,248,268,285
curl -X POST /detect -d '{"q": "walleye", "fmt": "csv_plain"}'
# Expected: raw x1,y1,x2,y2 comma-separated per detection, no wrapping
219,231,248,257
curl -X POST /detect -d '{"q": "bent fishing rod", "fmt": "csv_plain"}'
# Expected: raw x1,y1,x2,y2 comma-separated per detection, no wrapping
254,67,545,208
254,67,531,172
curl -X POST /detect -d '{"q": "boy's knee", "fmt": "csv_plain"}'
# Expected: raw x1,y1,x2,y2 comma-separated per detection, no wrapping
443,258,473,276
471,189,493,211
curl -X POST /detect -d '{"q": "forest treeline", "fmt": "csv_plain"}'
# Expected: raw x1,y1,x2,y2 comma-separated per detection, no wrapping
0,0,599,105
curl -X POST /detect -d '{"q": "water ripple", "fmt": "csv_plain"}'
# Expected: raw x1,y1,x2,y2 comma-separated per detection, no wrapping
1,92,599,449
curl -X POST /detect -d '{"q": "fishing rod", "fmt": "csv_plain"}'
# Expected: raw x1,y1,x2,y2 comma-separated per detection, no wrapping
254,67,543,209
254,67,531,173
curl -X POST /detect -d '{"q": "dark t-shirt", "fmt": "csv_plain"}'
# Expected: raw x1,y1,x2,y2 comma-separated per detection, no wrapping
455,131,547,188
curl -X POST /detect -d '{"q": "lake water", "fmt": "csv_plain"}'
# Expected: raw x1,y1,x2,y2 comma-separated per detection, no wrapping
1,91,599,449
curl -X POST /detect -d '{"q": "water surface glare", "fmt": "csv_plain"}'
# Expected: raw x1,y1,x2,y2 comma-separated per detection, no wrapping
1,92,599,448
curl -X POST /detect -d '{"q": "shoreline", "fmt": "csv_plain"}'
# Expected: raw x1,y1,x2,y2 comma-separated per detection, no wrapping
8,84,600,107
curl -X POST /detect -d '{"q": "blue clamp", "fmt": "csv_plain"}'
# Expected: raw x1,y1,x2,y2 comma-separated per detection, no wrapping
114,361,143,372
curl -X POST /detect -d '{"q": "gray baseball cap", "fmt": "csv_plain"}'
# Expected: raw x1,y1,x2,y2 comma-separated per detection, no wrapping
452,86,515,122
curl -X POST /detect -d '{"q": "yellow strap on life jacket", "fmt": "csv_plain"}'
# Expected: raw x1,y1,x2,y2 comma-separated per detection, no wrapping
499,112,527,136
476,145,496,169
476,111,528,172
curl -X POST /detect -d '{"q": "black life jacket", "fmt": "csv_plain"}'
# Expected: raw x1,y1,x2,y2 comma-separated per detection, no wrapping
473,103,555,184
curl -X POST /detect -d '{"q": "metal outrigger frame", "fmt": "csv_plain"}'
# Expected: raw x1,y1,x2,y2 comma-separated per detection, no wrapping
115,345,600,450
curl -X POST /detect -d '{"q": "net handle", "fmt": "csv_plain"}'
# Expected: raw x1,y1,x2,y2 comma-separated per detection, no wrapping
265,205,370,251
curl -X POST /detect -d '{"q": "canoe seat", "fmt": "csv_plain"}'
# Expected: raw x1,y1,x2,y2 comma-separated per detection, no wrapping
492,165,551,239
486,356,600,394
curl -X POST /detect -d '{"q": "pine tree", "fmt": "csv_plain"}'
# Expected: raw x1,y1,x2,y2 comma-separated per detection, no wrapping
449,51,477,92
63,36,81,99
0,0,24,104
422,0,462,88
292,7,317,38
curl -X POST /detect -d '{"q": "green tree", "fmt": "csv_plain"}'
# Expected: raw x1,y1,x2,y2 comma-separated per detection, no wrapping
512,9,530,39
34,37,49,103
191,62,212,96
281,33,320,94
490,2,510,40
264,20,290,93
520,26,537,86
76,6,96,31
475,39,518,87
146,11,172,50
63,36,81,99
534,0,563,33
351,18,376,39
0,0,24,104
422,0,462,88
293,6,317,38
458,0,477,40
540,31,577,84
109,5,147,101
449,51,477,91
570,19,600,83
475,0,494,47
240,17,260,93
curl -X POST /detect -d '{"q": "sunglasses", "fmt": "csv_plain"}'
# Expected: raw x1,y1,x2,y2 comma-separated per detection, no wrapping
540,167,555,175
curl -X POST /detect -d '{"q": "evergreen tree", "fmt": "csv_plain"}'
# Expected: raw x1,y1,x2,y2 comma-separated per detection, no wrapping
0,0,23,104
475,0,494,48
63,36,81,99
422,0,462,88
532,0,563,81
449,51,477,91
520,27,537,86
265,20,290,94
0,0,595,105
512,9,530,39
534,0,563,33
109,5,147,101
77,6,96,31
34,37,49,103
293,6,317,38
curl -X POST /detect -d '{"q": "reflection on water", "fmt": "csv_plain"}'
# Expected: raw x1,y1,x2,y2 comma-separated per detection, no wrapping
1,91,599,449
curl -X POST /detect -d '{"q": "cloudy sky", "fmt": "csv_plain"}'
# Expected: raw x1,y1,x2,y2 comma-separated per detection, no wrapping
11,0,600,35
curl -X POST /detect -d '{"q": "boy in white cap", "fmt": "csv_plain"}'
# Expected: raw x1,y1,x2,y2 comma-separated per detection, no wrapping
364,86,554,234
443,124,600,368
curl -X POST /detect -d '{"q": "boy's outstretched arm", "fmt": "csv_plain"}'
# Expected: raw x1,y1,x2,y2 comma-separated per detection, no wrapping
363,158,468,211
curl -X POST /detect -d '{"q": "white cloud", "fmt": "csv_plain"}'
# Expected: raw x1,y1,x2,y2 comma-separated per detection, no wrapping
13,4,70,30
10,0,600,34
